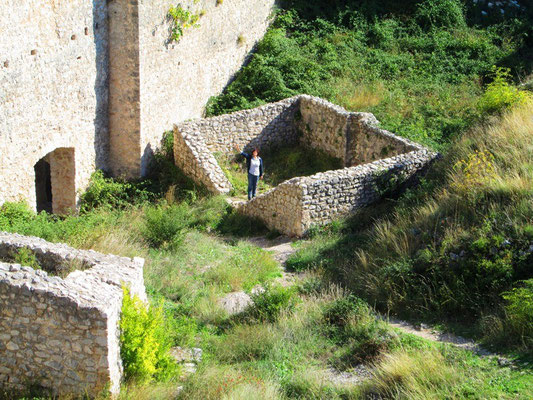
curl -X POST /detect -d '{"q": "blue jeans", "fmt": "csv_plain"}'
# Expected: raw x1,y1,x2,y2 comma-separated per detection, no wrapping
248,173,259,200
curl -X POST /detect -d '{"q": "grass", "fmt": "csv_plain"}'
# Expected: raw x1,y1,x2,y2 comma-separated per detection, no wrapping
286,102,533,355
205,0,528,150
215,145,342,198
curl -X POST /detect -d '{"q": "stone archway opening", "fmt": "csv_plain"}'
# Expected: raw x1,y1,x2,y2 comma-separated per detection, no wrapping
34,148,76,214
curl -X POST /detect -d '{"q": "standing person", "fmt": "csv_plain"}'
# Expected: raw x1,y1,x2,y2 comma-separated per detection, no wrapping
234,144,264,200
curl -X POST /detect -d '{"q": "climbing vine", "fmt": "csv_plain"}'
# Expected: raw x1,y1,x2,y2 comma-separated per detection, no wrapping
168,3,202,43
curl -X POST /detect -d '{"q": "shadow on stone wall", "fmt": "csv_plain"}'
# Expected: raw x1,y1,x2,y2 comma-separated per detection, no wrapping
93,0,109,172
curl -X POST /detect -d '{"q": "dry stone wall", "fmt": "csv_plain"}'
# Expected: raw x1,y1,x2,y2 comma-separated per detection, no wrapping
298,96,351,163
238,180,305,236
173,95,438,236
0,232,146,396
237,149,436,236
298,149,436,233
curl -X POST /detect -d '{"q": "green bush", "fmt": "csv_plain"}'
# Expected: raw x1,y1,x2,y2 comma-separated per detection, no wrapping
79,170,155,212
478,67,533,115
0,202,35,229
323,295,397,366
247,285,297,322
502,279,533,348
206,0,513,149
415,0,466,30
119,287,179,383
142,203,191,249
323,294,371,328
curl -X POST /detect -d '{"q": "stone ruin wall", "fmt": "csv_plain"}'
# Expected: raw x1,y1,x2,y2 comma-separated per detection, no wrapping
239,149,436,236
0,232,146,396
173,95,438,236
297,149,437,233
174,97,301,194
297,95,420,167
0,0,276,210
237,180,305,237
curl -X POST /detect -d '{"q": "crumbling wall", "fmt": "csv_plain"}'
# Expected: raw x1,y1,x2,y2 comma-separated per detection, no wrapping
0,233,146,396
298,95,351,163
298,149,437,232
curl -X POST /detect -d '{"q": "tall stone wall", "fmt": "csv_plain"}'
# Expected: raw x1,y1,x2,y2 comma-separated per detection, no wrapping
0,0,109,210
108,0,142,178
0,0,277,208
138,0,277,174
0,232,146,396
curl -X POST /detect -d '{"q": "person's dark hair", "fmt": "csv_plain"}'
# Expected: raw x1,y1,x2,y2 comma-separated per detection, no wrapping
252,148,260,155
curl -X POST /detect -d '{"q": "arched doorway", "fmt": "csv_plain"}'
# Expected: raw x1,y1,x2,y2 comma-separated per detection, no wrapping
34,148,76,214
34,157,53,213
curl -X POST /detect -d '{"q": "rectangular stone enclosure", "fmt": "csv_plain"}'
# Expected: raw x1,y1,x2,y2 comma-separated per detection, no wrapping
0,232,147,396
174,95,438,236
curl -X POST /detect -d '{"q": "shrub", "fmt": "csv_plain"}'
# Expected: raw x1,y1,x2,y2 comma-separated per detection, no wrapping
79,170,154,212
478,67,533,115
142,203,191,248
502,279,533,348
247,285,297,322
0,202,34,229
415,0,466,30
120,287,179,383
323,294,370,328
451,150,497,194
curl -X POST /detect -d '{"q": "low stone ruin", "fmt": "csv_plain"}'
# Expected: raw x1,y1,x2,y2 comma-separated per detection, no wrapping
0,232,146,396
174,95,438,236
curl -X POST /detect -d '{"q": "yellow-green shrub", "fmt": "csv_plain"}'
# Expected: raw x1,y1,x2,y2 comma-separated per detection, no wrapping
120,287,179,383
478,67,533,115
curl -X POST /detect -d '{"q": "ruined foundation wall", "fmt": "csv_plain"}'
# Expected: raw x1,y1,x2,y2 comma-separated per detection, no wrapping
299,149,438,232
0,0,109,210
0,233,146,396
173,126,232,194
298,96,350,163
174,98,301,194
346,114,422,166
238,182,305,237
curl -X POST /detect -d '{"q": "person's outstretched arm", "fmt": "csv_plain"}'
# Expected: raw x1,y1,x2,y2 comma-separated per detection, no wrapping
233,144,250,159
